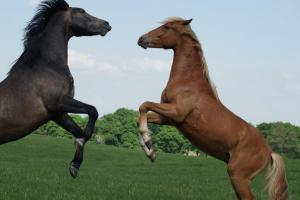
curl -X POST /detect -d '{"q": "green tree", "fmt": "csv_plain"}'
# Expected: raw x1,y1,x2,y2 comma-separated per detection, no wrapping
257,122,300,158
152,125,190,153
34,121,71,138
97,108,140,149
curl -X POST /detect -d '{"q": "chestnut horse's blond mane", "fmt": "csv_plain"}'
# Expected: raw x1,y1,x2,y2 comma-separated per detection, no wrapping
161,17,219,100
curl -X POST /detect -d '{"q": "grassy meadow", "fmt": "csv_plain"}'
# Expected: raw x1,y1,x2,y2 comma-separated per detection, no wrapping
0,135,299,200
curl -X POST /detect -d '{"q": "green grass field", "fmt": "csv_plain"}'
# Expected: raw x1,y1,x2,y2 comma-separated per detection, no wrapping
0,135,299,200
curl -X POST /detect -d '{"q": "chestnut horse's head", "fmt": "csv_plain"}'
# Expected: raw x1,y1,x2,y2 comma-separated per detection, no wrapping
138,17,193,49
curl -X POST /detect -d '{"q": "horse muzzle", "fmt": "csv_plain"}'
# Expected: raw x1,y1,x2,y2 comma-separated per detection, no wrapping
138,35,150,49
92,20,111,36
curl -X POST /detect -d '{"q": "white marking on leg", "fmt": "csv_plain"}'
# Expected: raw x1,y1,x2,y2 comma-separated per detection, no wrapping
144,146,153,157
139,119,152,143
139,134,145,147
138,117,155,159
139,134,154,156
139,120,149,133
75,138,86,147
142,131,151,143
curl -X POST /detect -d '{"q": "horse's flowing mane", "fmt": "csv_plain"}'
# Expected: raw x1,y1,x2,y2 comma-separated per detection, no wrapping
24,0,69,49
161,17,184,24
162,17,219,100
9,0,69,74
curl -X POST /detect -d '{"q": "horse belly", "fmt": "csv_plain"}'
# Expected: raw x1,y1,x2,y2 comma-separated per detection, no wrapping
177,110,241,156
178,125,229,155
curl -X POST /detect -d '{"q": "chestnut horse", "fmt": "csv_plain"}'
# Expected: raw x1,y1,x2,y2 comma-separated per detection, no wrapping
137,18,288,200
0,0,111,178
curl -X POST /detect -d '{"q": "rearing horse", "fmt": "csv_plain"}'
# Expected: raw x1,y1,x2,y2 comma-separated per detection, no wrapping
0,0,111,178
137,18,288,200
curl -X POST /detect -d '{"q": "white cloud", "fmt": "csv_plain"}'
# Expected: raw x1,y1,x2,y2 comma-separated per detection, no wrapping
28,0,39,6
68,49,170,73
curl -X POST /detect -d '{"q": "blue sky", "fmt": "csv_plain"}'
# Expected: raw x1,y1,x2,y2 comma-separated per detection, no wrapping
0,0,299,125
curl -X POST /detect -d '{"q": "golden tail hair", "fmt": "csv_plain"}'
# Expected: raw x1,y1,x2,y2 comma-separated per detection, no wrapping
265,153,288,200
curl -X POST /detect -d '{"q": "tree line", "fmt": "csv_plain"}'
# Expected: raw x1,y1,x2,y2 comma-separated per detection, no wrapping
34,108,300,159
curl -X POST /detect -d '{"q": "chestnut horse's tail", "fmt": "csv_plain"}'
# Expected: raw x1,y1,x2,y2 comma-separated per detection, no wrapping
265,153,288,200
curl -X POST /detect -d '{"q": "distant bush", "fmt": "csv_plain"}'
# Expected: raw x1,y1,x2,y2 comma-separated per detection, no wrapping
257,122,300,158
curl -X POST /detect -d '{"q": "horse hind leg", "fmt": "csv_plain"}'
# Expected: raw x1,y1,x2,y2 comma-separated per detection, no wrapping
228,174,255,200
227,151,270,200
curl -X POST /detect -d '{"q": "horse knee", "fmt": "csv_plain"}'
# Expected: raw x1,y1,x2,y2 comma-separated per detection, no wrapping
87,106,98,119
139,102,149,113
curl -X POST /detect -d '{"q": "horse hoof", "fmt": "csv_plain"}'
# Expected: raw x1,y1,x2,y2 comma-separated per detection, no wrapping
149,152,156,162
69,165,79,178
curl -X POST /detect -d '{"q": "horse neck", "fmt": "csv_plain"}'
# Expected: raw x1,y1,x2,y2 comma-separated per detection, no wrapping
38,14,70,70
167,36,219,100
169,37,207,82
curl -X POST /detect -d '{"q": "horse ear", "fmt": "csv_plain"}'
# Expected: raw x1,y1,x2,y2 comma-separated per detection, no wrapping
183,18,193,25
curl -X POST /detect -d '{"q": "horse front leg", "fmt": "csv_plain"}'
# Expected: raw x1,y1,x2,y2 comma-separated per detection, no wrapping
57,97,99,140
56,97,99,177
138,102,182,161
53,113,86,178
146,112,170,125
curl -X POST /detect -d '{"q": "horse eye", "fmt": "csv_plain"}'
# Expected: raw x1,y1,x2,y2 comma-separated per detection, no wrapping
78,9,85,14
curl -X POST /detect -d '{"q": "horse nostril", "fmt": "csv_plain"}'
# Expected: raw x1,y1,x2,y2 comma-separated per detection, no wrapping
103,21,111,31
104,21,109,26
138,36,145,45
138,36,148,49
